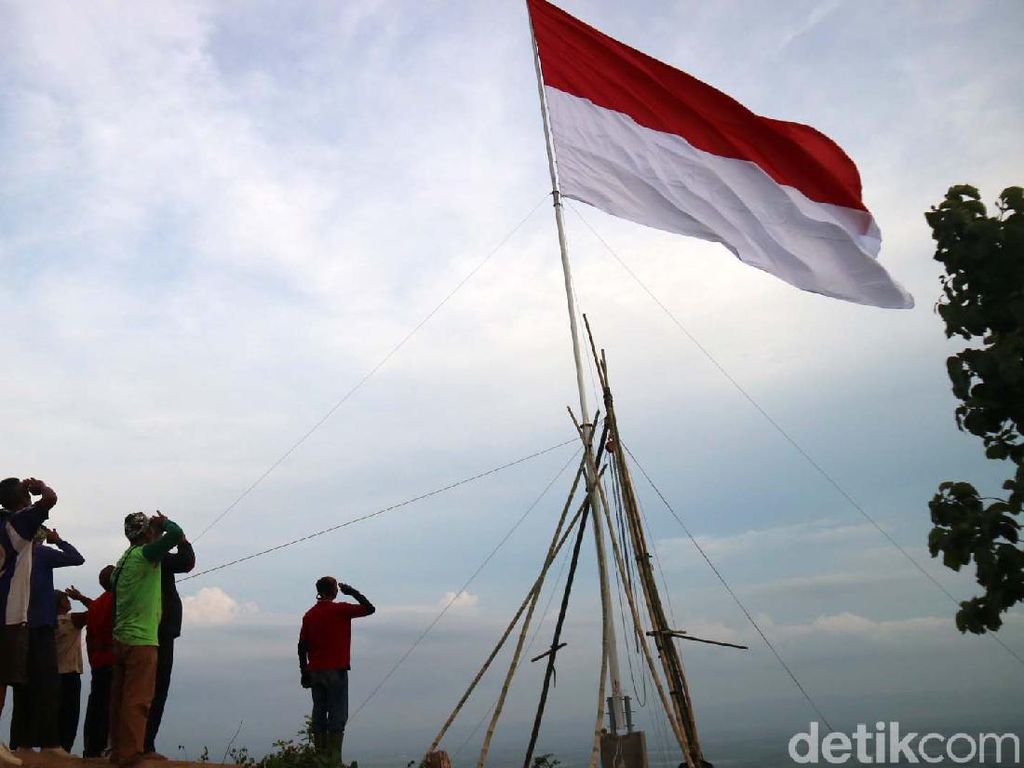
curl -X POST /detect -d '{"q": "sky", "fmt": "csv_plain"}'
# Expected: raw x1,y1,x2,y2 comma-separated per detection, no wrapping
1,0,1023,765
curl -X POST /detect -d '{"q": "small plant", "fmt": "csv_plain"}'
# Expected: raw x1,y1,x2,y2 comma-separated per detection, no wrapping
179,718,367,768
533,754,562,768
228,746,257,767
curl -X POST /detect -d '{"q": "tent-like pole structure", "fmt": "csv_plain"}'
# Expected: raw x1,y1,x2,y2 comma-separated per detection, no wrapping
527,9,627,736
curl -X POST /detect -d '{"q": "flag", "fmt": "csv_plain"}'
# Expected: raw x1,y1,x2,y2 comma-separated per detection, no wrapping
527,0,913,309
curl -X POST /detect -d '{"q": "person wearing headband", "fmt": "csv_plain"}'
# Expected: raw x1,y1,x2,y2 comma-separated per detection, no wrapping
109,512,184,768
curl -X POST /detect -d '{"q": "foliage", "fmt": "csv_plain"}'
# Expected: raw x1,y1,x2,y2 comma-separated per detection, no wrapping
227,746,257,767
532,755,562,768
259,719,359,768
178,746,212,763
927,184,1024,633
182,719,362,768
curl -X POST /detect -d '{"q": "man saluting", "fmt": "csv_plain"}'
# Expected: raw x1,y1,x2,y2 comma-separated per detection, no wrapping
298,577,374,765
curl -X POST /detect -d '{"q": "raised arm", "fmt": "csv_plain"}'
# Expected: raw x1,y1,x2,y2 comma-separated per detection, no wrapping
42,530,85,567
339,583,375,616
24,478,57,512
8,478,57,543
141,516,185,564
65,585,93,608
163,537,196,575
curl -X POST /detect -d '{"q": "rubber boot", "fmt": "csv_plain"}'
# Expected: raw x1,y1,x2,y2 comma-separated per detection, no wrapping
328,732,343,766
313,732,328,757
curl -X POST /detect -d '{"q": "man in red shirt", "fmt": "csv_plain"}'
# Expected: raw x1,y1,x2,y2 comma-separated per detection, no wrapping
297,577,374,765
65,565,115,758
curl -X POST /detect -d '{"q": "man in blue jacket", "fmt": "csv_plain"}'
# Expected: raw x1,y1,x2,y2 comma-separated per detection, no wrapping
0,477,59,767
10,526,83,754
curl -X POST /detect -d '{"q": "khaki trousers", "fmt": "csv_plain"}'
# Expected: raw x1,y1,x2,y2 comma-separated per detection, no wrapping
110,642,157,766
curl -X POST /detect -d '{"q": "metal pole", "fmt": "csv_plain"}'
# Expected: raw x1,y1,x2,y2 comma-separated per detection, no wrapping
528,13,626,734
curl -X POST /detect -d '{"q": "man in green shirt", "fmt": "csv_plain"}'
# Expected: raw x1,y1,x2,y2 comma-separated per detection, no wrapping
109,512,184,768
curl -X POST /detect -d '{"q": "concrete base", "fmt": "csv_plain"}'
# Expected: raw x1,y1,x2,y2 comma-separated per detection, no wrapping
600,731,648,768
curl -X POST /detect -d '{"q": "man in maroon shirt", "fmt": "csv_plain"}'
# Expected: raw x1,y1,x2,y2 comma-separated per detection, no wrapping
297,577,374,765
65,565,115,758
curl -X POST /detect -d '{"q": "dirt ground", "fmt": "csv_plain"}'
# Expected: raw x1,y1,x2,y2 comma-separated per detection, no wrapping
13,753,213,768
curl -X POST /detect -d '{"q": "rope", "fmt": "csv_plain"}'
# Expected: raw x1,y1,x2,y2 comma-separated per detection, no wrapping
192,195,549,542
426,460,587,754
609,462,647,707
569,204,1024,671
624,444,834,731
446,429,609,762
474,466,589,768
350,446,582,724
451,532,577,761
593,459,691,760
180,438,576,583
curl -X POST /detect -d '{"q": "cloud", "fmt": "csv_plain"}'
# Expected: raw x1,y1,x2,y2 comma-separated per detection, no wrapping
744,568,915,597
379,590,482,620
656,519,875,564
440,590,479,611
183,586,258,625
762,611,950,641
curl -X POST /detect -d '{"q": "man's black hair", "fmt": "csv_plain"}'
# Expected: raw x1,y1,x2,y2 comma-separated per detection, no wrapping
0,478,22,510
315,576,337,598
99,565,116,592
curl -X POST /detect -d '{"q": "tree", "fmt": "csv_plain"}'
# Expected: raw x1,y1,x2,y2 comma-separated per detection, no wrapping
927,184,1024,634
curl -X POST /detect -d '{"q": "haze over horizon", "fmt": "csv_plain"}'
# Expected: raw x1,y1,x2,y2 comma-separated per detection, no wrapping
1,0,1022,765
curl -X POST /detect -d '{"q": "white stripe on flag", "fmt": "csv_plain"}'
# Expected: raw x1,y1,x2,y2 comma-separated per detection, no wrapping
547,87,912,309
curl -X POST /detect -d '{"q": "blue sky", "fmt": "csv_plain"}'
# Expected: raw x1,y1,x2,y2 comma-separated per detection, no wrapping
1,0,1022,765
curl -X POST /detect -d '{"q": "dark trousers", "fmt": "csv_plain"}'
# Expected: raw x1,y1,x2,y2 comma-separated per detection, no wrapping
83,665,113,757
144,638,174,753
10,626,60,749
309,668,348,736
58,672,81,753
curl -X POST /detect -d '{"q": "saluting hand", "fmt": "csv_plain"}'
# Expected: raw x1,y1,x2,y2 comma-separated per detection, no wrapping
45,528,61,544
338,583,356,596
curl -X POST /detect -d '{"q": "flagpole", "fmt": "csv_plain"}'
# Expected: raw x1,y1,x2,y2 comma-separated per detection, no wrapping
528,11,627,735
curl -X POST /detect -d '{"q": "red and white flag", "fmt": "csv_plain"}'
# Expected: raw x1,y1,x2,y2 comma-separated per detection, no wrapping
528,0,913,309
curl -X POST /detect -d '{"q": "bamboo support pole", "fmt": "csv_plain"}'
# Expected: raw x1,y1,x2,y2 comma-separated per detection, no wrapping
477,424,610,768
571,420,693,763
597,472,693,759
588,629,609,768
427,460,586,758
581,315,706,767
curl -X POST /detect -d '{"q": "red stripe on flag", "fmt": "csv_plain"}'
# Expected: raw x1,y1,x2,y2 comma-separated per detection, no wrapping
528,0,868,212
